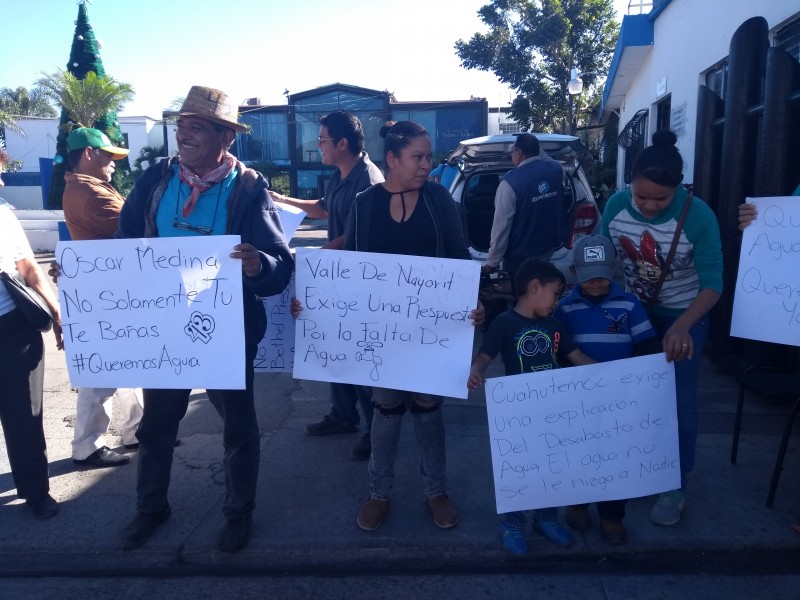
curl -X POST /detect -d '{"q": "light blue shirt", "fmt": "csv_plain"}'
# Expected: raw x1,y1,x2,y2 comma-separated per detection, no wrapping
156,165,237,237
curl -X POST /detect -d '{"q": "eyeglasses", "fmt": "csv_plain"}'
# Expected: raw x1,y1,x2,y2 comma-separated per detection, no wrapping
172,182,222,236
317,137,335,145
172,219,214,235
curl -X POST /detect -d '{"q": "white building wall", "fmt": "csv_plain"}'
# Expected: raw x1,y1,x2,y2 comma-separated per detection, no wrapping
3,115,166,208
616,1,799,188
5,116,163,173
4,118,59,173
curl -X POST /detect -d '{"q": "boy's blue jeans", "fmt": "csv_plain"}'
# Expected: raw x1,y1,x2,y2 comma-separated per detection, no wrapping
368,389,446,501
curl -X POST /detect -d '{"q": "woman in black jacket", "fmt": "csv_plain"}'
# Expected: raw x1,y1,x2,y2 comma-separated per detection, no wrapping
343,121,480,532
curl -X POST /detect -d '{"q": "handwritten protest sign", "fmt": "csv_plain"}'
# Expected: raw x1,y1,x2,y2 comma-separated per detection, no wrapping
731,196,800,347
292,248,481,398
253,203,303,373
255,274,295,373
485,354,679,513
56,236,245,389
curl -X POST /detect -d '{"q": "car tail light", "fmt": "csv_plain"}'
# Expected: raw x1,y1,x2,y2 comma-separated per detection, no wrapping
568,204,598,249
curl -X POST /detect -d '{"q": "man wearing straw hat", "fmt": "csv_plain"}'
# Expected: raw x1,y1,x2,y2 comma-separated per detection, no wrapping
116,86,293,553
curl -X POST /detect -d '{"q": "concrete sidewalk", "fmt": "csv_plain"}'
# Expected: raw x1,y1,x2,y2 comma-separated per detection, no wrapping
1,223,798,576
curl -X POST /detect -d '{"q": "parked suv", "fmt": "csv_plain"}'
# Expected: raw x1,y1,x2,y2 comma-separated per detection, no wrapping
447,133,601,285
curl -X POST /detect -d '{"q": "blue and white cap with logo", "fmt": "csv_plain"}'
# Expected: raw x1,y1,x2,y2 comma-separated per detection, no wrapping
573,234,616,283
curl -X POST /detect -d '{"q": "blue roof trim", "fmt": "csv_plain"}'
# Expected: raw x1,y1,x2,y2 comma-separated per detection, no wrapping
649,0,673,21
601,13,654,110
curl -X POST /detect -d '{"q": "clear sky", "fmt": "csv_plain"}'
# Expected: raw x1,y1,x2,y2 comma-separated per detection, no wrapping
2,0,629,118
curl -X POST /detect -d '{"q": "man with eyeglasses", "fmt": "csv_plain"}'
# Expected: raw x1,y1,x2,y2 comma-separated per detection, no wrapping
62,127,143,469
115,86,293,553
270,111,383,461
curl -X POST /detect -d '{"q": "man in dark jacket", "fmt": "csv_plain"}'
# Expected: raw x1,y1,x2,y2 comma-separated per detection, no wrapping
116,86,293,553
270,111,383,460
484,133,566,278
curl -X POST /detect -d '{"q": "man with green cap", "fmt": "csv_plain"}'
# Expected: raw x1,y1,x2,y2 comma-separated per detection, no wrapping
63,127,143,469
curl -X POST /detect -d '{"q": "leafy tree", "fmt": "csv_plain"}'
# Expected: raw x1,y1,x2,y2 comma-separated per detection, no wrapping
0,109,23,143
36,70,133,130
130,145,165,180
456,0,618,133
0,86,58,119
166,96,185,113
0,86,57,146
579,111,620,210
44,1,135,208
248,161,290,195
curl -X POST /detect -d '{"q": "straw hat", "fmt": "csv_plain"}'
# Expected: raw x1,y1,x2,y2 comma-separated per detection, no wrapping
177,86,248,133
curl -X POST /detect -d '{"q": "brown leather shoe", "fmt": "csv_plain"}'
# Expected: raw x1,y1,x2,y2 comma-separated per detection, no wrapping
600,519,628,545
357,498,389,531
427,494,459,529
566,505,591,531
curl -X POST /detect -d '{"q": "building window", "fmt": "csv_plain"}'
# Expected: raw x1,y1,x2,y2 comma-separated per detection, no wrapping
237,111,289,164
500,122,522,134
618,109,649,185
705,61,729,100
775,16,800,62
293,90,386,165
296,169,326,200
655,95,671,132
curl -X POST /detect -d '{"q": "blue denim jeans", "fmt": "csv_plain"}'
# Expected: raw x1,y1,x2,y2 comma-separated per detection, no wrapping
368,388,446,500
648,312,710,488
135,345,260,519
328,383,373,429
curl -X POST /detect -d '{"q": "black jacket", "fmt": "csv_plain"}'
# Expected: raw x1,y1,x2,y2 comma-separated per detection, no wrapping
118,156,293,347
343,181,470,260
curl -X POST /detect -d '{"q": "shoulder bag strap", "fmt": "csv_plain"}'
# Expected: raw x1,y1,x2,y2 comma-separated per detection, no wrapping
650,193,693,304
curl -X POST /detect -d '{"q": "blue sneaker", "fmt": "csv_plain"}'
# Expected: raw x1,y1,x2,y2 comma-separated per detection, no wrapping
499,519,528,556
533,515,572,547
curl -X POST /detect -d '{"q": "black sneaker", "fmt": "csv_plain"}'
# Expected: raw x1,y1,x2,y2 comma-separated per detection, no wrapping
305,415,358,436
120,506,171,550
26,494,59,519
350,432,371,461
73,446,130,468
219,514,252,553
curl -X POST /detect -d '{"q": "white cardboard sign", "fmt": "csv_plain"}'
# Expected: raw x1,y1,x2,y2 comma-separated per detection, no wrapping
253,203,303,373
731,196,800,347
56,236,245,389
273,201,305,240
255,274,295,373
486,354,679,513
292,248,481,398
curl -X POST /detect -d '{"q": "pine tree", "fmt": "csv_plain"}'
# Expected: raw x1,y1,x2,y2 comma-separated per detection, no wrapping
47,0,132,209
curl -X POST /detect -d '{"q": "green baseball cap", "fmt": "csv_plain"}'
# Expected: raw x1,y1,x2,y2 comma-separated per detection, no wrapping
66,128,129,160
